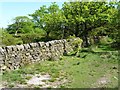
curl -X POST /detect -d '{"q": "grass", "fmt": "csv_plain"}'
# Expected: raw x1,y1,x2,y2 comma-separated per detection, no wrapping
62,54,118,88
2,45,118,88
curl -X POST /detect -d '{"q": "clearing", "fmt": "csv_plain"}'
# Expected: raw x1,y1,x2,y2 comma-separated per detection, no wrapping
1,44,118,88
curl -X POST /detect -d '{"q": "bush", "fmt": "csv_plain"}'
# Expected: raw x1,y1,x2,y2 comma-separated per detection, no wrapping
20,29,46,44
67,35,83,56
2,31,23,46
99,36,113,45
20,33,43,44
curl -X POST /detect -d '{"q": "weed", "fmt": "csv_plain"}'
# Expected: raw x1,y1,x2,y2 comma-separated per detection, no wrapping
95,64,100,67
41,80,47,82
38,84,43,87
60,85,66,88
2,45,118,88
8,83,14,88
47,86,52,89
25,76,32,80
34,86,41,89
48,78,56,82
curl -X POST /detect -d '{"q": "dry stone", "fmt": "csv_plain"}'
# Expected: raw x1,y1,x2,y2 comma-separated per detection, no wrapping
0,38,82,71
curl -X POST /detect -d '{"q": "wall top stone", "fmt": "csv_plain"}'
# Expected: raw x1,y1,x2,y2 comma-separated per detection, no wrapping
0,38,82,71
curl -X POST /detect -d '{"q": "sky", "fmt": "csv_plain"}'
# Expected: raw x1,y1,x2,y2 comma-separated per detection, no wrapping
0,1,65,28
0,0,119,28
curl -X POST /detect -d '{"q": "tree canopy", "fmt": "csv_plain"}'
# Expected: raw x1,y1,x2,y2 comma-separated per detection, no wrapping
5,1,119,46
7,16,34,35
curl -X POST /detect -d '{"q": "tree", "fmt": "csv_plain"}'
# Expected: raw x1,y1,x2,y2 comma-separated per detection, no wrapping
29,5,48,29
62,1,116,46
30,2,66,40
6,1,118,46
108,1,120,47
7,16,34,35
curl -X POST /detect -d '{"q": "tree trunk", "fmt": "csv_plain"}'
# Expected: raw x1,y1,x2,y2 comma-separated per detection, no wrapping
15,30,18,36
83,23,89,47
75,23,79,37
62,29,64,39
46,31,50,40
84,35,89,47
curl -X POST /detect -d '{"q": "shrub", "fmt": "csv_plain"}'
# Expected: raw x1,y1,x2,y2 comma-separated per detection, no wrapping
67,35,83,56
99,36,113,45
20,33,43,44
2,31,23,46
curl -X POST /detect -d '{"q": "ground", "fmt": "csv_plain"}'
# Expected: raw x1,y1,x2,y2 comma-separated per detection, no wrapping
1,44,118,88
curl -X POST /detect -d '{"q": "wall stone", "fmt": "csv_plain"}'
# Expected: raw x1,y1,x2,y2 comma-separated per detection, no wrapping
0,38,82,71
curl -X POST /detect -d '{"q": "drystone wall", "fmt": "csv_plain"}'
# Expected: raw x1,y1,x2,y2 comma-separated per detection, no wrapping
0,38,82,71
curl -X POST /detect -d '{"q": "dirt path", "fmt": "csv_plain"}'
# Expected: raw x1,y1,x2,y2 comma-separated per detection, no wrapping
91,74,110,88
2,73,68,88
92,71,118,88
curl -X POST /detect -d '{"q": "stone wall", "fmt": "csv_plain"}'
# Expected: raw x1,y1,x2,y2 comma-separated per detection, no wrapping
0,38,82,71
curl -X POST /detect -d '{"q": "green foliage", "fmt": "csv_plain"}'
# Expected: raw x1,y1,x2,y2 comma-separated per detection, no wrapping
30,2,66,40
20,33,42,43
109,1,120,48
67,36,83,46
7,16,34,35
2,31,23,46
3,70,24,84
62,1,116,46
2,49,118,88
0,28,4,46
67,36,83,56
3,1,119,47
99,36,113,45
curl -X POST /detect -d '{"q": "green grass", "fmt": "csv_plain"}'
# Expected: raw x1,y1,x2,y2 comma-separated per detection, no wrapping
62,54,118,88
2,45,118,88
